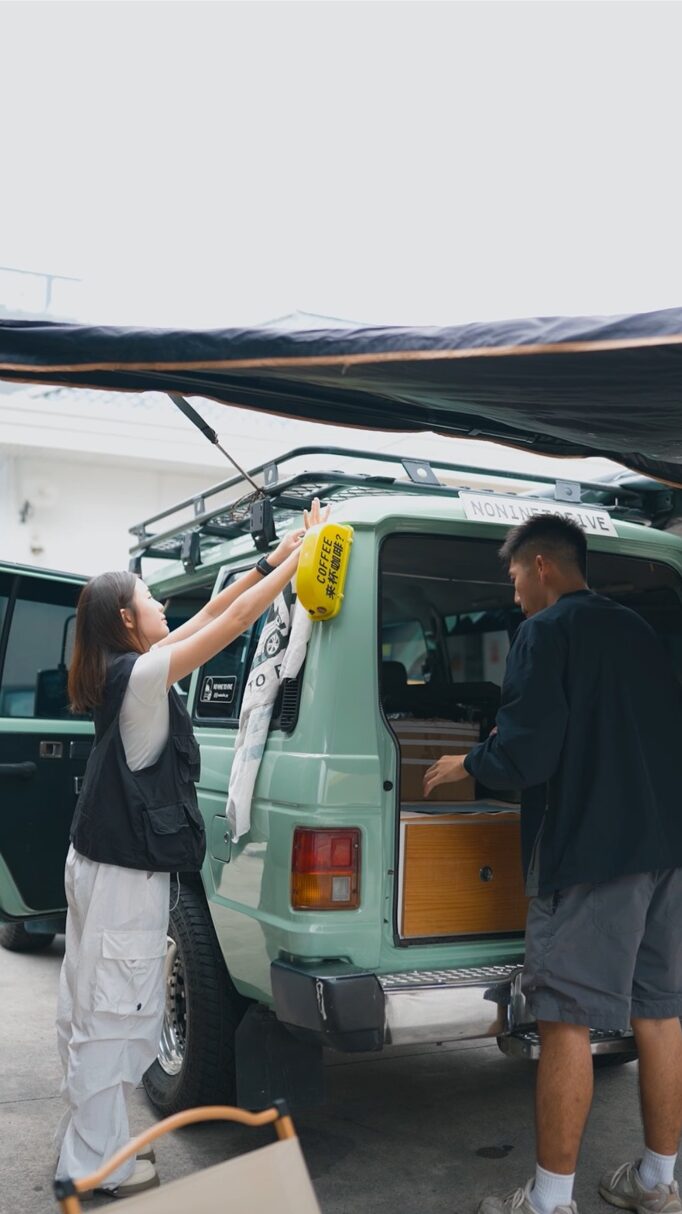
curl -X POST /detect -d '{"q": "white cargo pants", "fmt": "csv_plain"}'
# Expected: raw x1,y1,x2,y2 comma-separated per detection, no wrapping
55,846,169,1186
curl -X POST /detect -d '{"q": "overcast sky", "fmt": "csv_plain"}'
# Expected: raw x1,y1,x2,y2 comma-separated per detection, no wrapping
2,0,681,331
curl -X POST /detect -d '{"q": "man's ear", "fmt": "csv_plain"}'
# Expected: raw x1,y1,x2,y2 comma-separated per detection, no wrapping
535,554,545,579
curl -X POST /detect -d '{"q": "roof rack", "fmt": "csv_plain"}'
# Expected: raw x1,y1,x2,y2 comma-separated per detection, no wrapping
127,445,671,576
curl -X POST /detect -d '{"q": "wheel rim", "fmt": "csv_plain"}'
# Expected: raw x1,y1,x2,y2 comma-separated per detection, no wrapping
158,934,187,1076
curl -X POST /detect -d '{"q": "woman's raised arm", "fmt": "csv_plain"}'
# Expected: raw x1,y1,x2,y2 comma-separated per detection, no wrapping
164,548,301,689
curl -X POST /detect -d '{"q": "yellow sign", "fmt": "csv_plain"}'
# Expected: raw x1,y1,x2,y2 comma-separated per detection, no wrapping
297,523,354,620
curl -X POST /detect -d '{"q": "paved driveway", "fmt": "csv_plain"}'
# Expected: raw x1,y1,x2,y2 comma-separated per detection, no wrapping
1,940,646,1214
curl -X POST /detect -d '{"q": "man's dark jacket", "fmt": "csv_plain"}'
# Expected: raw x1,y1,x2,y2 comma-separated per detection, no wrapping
464,590,682,896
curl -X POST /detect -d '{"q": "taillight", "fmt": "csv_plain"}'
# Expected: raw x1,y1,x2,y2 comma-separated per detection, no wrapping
291,827,361,910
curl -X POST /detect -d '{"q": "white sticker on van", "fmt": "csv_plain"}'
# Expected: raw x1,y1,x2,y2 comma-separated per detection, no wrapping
459,494,617,536
200,675,237,705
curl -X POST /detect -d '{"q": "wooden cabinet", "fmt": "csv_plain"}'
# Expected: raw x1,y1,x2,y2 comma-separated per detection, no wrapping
400,809,528,939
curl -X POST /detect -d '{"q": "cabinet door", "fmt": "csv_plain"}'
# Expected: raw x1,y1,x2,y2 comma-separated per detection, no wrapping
0,568,91,920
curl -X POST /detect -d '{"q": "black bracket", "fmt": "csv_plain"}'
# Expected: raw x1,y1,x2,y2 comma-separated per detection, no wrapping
401,458,440,486
181,531,202,573
250,498,277,552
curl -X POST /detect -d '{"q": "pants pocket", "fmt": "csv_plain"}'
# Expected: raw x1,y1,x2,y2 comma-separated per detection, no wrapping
93,929,166,1016
591,874,651,941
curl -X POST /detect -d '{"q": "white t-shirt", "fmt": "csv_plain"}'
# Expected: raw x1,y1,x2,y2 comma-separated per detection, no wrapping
119,647,171,772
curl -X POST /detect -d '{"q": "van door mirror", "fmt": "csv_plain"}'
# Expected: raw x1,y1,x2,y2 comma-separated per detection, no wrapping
34,667,69,718
34,612,76,718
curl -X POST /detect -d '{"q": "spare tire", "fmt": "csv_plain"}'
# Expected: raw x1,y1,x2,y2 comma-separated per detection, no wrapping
0,922,56,953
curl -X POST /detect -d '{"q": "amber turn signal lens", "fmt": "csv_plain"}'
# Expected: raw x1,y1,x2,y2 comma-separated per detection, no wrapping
291,827,361,910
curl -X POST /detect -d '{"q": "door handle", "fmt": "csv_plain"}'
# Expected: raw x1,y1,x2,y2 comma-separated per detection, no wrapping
39,741,63,759
0,762,37,779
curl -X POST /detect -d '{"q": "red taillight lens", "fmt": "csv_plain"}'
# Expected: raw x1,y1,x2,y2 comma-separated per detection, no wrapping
291,827,361,910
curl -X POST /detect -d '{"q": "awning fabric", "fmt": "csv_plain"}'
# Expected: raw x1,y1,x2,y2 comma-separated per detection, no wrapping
2,307,682,484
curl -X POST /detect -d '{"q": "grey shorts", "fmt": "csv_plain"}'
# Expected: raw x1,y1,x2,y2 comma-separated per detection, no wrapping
522,869,682,1030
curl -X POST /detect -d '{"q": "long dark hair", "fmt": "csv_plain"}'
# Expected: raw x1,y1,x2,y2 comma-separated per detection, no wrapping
68,571,145,713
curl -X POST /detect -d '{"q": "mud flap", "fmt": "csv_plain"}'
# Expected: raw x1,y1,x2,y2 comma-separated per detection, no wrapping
235,1004,324,1111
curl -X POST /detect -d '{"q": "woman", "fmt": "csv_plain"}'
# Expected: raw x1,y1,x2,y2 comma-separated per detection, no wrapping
55,507,317,1198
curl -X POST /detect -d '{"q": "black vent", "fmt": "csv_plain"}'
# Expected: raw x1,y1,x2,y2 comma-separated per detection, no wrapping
270,671,304,734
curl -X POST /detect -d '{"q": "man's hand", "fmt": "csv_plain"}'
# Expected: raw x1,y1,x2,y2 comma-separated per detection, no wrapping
423,753,470,798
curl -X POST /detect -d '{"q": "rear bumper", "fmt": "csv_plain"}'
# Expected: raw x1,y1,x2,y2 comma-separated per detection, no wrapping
271,960,637,1060
270,960,517,1052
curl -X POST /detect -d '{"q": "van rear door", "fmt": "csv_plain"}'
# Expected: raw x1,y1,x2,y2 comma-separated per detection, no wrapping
0,565,90,923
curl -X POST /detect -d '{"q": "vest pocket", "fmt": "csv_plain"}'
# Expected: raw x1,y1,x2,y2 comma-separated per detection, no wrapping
173,733,201,782
142,801,203,869
93,929,166,1017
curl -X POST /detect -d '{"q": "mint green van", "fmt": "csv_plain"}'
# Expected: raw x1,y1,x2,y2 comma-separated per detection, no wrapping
3,448,682,1111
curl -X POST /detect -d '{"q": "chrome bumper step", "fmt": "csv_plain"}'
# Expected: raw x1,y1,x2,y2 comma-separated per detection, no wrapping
499,1027,636,1061
377,965,637,1057
379,964,518,1046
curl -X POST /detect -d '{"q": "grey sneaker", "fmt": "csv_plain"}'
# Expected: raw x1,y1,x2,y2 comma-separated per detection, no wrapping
599,1162,682,1213
478,1177,579,1214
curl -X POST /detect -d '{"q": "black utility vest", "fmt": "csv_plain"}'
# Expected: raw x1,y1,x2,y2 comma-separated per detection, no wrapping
71,652,206,872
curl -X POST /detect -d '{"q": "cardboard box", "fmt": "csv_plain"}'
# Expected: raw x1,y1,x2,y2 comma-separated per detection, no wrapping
392,718,479,803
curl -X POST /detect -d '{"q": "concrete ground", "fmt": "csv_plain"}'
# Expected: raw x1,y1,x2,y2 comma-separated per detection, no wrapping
1,939,649,1214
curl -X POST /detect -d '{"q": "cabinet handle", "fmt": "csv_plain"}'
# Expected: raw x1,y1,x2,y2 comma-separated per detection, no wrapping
0,762,37,780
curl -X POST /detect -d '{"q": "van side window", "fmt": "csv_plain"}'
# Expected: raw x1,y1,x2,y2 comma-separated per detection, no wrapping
194,630,257,722
0,579,80,719
192,573,262,724
162,590,212,702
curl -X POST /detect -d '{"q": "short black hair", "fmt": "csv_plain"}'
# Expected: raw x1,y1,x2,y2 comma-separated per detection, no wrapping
499,513,588,578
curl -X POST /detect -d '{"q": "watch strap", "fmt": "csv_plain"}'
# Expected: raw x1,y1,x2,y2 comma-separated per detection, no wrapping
256,556,275,576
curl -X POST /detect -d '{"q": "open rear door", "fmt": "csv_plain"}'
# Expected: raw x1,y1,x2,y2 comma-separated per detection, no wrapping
0,565,91,924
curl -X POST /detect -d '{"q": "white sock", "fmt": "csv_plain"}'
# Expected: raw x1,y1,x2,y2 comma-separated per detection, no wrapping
530,1164,576,1214
639,1148,677,1190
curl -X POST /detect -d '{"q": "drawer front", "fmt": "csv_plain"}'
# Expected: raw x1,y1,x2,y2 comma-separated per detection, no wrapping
401,813,528,938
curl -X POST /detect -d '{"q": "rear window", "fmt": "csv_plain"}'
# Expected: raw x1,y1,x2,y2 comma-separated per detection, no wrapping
380,535,682,697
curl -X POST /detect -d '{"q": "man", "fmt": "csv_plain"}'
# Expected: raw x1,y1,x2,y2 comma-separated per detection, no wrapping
424,514,682,1214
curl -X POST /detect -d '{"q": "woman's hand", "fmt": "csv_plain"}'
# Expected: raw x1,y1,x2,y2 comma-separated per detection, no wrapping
269,527,306,567
423,753,470,798
267,498,330,568
303,496,331,530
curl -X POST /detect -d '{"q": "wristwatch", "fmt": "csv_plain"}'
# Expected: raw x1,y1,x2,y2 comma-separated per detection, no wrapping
256,555,275,577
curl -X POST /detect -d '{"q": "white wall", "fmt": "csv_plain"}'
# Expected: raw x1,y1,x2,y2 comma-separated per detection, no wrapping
0,385,626,578
0,451,216,575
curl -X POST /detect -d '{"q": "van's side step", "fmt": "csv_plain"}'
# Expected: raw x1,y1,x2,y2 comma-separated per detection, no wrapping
498,1027,636,1062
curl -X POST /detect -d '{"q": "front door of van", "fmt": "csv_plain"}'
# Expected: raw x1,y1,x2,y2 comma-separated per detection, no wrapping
0,566,91,922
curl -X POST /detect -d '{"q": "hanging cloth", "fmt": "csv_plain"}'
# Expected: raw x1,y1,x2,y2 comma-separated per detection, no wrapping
226,582,312,842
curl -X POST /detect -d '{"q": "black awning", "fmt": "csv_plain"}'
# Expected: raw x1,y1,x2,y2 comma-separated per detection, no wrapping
2,306,682,484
